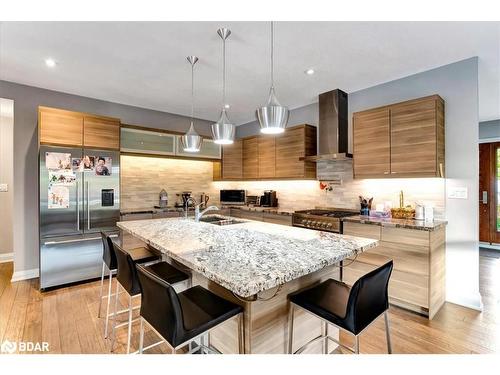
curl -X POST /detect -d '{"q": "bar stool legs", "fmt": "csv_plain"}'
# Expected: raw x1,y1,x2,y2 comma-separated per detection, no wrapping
110,278,120,352
384,311,392,354
287,303,295,354
354,336,360,354
97,262,106,318
127,294,133,354
104,268,113,338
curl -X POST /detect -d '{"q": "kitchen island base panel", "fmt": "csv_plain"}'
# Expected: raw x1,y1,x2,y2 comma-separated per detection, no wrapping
187,262,341,354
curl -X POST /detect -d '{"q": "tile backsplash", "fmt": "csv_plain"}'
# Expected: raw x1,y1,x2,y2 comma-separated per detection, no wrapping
121,155,445,218
120,155,220,210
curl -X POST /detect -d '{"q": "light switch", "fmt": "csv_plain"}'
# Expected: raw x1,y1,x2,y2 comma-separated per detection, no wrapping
0,183,8,192
448,187,468,199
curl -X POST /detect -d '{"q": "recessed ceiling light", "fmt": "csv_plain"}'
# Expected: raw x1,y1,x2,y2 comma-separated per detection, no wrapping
224,104,230,109
305,69,315,75
45,58,57,68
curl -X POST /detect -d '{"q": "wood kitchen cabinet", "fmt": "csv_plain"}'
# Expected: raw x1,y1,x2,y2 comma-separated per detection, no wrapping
39,106,121,150
220,124,317,181
242,137,259,179
258,136,276,178
83,115,120,150
342,222,446,319
275,125,317,179
353,95,445,179
390,96,445,177
353,108,391,178
221,140,243,179
39,107,84,146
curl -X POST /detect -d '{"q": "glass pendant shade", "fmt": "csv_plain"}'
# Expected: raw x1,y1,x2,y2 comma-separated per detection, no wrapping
211,27,235,145
181,55,203,152
256,87,289,134
181,121,203,152
257,21,289,134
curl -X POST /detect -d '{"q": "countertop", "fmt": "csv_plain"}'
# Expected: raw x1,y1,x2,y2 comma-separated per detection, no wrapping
120,206,186,215
222,205,294,216
117,217,378,298
342,215,448,231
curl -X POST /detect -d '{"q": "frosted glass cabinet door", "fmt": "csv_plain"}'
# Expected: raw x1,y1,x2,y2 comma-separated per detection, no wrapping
175,136,221,159
120,127,176,155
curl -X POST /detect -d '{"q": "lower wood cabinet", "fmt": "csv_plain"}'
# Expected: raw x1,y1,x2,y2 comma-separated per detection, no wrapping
342,222,445,319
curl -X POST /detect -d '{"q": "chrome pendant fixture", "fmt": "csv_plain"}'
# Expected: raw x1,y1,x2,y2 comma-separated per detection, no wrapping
211,28,235,145
181,55,203,152
256,21,289,134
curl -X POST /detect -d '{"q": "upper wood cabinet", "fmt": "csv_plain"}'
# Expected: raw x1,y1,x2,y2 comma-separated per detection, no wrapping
83,115,120,150
221,140,243,179
243,137,259,179
39,107,84,146
275,125,317,179
353,95,445,179
258,136,276,178
353,108,391,178
220,124,317,180
39,107,121,150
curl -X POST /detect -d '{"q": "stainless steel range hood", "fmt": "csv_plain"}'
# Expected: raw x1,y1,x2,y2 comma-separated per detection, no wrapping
305,89,351,161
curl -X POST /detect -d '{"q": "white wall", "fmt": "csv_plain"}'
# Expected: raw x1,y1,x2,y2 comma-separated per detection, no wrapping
0,98,14,262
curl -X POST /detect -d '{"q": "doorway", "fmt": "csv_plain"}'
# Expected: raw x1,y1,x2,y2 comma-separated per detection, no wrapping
479,142,500,244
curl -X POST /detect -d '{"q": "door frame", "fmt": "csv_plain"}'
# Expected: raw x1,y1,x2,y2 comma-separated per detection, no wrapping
479,141,500,244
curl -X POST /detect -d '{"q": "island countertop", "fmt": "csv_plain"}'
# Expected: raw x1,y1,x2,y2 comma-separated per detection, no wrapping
117,217,378,298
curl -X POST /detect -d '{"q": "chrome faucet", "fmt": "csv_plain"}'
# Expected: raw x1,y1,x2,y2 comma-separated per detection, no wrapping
184,197,198,219
195,205,220,222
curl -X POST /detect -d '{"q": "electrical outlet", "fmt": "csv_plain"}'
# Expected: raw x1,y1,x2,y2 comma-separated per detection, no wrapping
0,183,8,192
448,187,468,199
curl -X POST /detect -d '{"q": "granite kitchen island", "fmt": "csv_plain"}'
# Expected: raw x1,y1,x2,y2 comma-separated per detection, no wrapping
117,216,378,354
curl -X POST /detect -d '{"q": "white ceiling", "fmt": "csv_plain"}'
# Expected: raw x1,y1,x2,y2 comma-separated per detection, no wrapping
1,21,499,124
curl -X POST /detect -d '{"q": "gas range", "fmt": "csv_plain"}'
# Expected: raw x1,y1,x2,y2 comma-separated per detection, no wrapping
292,208,359,233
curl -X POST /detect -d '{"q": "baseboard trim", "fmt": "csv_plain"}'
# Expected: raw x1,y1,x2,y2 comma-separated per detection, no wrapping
11,268,39,282
0,252,14,263
446,291,483,312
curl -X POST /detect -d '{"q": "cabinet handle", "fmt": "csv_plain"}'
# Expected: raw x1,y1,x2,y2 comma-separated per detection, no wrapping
384,171,389,175
391,172,397,174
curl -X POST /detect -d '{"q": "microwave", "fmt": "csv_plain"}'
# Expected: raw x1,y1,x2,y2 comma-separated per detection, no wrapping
220,190,246,205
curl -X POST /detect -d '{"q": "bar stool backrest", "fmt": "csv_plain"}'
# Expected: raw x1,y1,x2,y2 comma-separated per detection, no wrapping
114,243,142,296
100,231,117,270
346,260,393,334
136,264,184,345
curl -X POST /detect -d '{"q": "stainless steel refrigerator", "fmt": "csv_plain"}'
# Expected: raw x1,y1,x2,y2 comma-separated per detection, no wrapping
39,145,120,289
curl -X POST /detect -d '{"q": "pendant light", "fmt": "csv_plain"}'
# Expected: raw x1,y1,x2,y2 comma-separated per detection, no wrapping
256,21,289,134
181,56,203,152
211,28,235,145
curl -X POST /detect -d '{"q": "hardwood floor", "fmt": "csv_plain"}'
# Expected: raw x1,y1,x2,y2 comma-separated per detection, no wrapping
0,254,498,354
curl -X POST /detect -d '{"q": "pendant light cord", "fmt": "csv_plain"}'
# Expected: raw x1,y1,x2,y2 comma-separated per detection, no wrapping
191,60,194,122
222,35,226,109
270,21,274,90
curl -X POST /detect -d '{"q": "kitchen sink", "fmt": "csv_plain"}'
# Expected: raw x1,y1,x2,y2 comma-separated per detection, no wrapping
198,215,245,226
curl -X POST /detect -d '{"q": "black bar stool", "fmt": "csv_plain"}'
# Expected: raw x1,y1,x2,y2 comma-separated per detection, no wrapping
288,260,393,354
97,232,160,339
111,242,190,353
136,263,244,354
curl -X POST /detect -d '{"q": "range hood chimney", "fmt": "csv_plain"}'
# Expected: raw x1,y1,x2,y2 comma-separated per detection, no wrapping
306,89,351,161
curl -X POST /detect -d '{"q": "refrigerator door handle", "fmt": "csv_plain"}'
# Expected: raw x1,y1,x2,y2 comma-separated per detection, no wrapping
76,181,80,230
87,181,91,230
